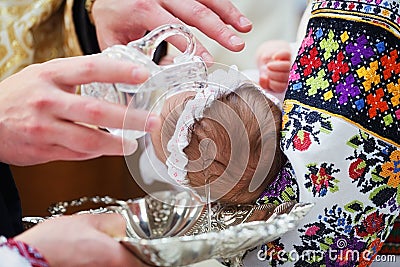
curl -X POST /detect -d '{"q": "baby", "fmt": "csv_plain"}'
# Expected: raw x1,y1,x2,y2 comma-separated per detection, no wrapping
148,81,286,205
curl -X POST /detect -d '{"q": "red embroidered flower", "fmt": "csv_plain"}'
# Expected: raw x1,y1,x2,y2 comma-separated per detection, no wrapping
349,158,366,179
265,242,285,260
311,167,333,189
355,212,385,237
305,225,320,236
300,47,322,77
327,51,349,83
293,130,312,151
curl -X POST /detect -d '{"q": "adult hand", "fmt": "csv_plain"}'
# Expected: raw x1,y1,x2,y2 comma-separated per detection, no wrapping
15,213,150,267
0,54,160,166
91,0,253,61
256,40,292,92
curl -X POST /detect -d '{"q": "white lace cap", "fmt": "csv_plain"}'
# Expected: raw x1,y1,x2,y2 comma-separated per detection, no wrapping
165,65,281,195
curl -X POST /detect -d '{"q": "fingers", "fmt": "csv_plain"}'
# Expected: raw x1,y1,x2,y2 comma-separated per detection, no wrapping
259,61,291,92
267,80,289,93
163,0,247,52
259,75,288,92
196,0,252,33
44,118,140,156
272,50,292,61
258,50,292,66
42,55,149,90
31,144,95,162
51,92,158,132
266,60,292,73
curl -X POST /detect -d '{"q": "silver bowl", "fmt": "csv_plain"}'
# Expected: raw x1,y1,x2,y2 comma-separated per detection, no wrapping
114,191,204,239
112,191,313,266
28,191,313,266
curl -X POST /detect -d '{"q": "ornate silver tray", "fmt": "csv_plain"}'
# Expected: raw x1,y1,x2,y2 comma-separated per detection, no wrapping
118,202,312,266
30,191,313,267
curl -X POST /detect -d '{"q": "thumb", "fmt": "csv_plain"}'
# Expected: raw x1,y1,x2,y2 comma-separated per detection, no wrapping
92,213,127,238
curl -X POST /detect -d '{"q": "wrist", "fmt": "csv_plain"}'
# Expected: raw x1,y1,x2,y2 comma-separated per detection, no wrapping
0,236,49,267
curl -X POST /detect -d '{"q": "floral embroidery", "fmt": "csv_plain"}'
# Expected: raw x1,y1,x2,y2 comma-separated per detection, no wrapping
355,212,385,238
348,158,367,180
292,205,396,266
335,74,361,105
299,29,315,54
251,2,400,266
381,50,400,80
380,150,400,188
388,79,400,107
327,51,349,83
320,29,339,60
357,61,380,92
285,17,400,146
292,130,312,151
256,162,299,206
259,239,288,266
312,0,400,37
366,88,389,118
345,35,374,66
300,47,322,77
306,69,329,96
304,162,340,197
281,104,333,151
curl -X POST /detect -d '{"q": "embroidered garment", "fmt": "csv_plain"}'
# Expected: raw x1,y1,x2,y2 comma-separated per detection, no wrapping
0,0,86,81
245,0,400,266
0,237,49,267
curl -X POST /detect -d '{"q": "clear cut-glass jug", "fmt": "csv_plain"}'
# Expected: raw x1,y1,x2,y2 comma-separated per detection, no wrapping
81,24,207,139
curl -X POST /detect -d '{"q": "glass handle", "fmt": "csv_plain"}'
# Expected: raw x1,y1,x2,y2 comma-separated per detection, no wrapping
127,24,196,63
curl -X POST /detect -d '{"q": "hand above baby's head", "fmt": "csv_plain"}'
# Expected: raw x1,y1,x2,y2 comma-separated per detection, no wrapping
256,40,292,93
150,83,286,205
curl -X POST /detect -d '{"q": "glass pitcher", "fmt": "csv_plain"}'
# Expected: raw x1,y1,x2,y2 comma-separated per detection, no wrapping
80,24,207,139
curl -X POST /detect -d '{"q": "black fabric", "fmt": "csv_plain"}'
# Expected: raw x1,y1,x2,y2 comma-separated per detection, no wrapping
0,163,23,238
72,0,101,55
71,0,167,63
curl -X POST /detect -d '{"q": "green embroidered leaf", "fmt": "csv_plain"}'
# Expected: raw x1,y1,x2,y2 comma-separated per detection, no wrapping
371,168,384,182
325,237,333,245
344,200,364,213
320,243,329,250
397,186,400,205
330,185,339,193
370,185,396,207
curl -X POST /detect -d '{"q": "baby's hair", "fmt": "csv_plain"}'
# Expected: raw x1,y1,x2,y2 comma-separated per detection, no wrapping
152,83,286,204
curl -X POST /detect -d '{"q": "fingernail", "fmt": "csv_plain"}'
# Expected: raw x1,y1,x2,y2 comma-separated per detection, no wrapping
131,66,149,81
229,35,244,46
145,114,161,132
125,140,138,154
239,16,252,27
201,52,214,63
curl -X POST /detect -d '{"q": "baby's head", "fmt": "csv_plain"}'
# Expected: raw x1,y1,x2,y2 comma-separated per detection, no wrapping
151,83,285,204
